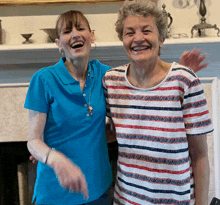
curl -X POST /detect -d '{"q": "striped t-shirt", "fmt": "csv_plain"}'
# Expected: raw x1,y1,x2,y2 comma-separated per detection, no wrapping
103,62,213,205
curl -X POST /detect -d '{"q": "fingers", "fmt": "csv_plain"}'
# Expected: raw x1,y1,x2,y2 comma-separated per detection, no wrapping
179,51,190,64
69,183,78,193
179,47,209,73
52,154,89,199
80,176,89,200
29,155,37,164
56,170,89,199
198,53,207,63
188,48,201,60
69,175,88,199
198,61,210,70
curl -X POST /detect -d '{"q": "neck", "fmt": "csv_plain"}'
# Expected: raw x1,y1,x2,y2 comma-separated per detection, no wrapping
127,58,171,89
65,57,89,82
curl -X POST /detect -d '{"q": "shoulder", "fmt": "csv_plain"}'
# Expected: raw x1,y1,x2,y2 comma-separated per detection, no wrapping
31,62,60,84
89,60,111,73
104,64,128,77
169,62,199,87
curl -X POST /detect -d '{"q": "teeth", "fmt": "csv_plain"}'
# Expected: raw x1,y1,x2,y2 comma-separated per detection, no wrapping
71,42,84,48
132,47,149,51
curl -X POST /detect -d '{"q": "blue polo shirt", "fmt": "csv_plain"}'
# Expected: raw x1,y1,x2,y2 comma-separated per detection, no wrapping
24,58,112,205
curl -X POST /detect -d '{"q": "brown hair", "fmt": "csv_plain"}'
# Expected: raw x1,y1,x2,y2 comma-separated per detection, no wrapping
56,10,91,39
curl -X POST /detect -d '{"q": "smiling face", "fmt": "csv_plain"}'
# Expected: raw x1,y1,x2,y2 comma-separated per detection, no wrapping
122,15,163,64
56,17,95,61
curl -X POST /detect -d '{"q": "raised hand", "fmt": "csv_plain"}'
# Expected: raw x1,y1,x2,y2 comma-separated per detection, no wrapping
179,47,209,73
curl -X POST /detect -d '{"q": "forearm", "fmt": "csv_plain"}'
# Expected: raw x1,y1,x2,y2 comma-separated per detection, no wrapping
28,137,88,197
27,138,51,164
28,138,73,170
192,156,210,205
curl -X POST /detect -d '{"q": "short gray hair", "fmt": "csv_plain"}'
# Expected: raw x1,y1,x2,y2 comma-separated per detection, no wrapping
115,0,167,41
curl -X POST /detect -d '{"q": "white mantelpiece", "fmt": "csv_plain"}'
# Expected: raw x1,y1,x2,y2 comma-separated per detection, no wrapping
0,37,220,67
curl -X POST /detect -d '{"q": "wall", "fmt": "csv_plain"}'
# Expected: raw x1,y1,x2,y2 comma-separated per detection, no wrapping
0,0,219,204
0,0,220,45
0,2,122,45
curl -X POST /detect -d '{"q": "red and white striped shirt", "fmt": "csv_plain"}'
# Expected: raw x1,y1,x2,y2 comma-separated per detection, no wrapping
103,62,213,205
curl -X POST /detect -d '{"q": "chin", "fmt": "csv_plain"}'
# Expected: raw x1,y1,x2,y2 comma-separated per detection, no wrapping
130,55,148,62
70,51,89,59
131,54,158,63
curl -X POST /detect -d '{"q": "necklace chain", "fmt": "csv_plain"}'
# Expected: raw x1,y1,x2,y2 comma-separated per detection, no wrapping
66,61,93,115
87,71,93,115
88,90,93,115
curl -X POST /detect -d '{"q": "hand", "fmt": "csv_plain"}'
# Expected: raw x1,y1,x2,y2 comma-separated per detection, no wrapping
48,151,89,200
29,155,38,164
106,117,116,143
179,47,209,73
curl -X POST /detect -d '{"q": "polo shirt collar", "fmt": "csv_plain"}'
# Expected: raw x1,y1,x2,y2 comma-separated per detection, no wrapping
54,57,93,85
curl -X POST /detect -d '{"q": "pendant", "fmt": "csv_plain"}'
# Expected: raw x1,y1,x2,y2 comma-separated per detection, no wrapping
88,105,93,115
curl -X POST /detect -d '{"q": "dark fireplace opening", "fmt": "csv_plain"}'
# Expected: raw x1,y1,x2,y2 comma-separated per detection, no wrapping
0,142,30,205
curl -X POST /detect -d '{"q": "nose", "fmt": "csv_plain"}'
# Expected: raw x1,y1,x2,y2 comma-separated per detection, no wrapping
71,27,81,38
134,31,145,42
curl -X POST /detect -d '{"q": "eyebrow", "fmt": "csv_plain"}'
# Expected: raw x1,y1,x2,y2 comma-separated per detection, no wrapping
124,25,154,30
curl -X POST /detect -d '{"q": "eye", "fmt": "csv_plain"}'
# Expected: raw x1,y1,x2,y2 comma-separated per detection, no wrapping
125,31,134,36
62,30,71,34
143,30,151,34
77,27,86,31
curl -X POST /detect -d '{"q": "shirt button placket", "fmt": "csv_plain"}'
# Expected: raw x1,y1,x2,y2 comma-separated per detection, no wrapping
85,70,91,117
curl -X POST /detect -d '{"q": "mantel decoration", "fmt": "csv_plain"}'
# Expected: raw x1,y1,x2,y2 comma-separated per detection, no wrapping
21,33,33,44
162,3,173,38
191,0,220,38
40,29,56,42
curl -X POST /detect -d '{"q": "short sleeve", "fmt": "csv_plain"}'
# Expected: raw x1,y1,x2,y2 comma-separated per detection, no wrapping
182,78,213,135
101,63,112,77
90,60,111,78
24,71,50,114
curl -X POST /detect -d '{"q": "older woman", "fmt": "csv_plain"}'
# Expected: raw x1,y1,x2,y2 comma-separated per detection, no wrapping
103,0,213,204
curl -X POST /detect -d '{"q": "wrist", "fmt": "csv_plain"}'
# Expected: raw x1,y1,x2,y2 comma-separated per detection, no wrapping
46,149,64,168
43,148,55,166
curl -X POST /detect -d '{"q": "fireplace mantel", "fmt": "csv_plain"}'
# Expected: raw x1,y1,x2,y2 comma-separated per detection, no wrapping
0,37,220,67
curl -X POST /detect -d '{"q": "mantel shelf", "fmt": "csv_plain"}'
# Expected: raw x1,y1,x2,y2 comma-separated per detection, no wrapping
0,37,220,65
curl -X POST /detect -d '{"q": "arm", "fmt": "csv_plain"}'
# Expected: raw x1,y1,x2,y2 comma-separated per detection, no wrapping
27,110,88,199
187,134,210,205
27,110,50,163
179,47,209,73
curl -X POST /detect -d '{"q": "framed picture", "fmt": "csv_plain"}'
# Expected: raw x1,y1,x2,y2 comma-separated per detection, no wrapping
0,0,125,5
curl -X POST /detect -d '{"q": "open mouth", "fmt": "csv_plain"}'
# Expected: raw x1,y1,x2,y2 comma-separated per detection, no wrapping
71,41,84,49
132,46,150,51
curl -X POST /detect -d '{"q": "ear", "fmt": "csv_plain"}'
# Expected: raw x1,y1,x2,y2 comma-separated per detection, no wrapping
55,38,61,49
90,30,95,43
159,36,164,48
